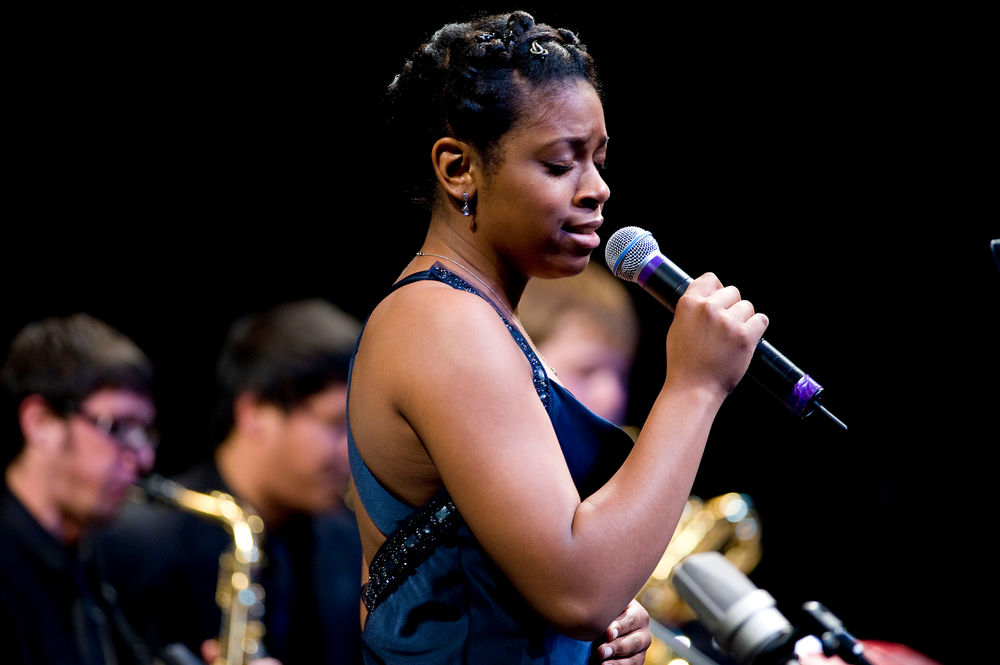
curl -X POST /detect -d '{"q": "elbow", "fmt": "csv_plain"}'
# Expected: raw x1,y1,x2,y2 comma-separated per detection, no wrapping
515,552,638,640
537,591,621,641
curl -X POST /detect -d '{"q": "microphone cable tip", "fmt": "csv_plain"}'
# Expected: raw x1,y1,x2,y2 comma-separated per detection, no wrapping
815,402,848,431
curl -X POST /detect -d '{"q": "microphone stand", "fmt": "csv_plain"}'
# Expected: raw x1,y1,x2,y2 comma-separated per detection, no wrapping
648,618,725,665
791,601,875,665
666,597,875,665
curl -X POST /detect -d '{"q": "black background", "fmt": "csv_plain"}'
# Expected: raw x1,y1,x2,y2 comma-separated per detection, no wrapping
4,5,996,663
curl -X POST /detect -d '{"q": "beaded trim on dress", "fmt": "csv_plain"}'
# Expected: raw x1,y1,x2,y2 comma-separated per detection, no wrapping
361,490,460,613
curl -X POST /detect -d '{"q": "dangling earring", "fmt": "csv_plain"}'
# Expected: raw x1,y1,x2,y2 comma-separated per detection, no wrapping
461,192,471,216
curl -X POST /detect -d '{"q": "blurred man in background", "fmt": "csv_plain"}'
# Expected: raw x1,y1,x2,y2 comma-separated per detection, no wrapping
1,313,158,664
96,299,363,665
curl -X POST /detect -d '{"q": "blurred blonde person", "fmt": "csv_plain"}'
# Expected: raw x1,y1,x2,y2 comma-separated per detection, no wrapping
520,261,639,426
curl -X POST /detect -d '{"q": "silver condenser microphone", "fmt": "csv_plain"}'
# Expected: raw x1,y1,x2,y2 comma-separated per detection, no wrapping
673,552,798,664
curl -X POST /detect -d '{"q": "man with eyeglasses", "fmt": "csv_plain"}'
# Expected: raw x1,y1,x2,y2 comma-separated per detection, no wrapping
0,313,157,664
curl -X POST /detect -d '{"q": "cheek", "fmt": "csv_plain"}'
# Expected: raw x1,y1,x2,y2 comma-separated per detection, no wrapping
518,175,568,219
67,431,115,478
274,424,345,511
487,172,564,223
59,436,121,515
282,423,337,477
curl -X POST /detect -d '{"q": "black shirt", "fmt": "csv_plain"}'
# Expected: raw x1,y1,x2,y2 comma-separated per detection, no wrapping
0,481,152,665
92,462,363,665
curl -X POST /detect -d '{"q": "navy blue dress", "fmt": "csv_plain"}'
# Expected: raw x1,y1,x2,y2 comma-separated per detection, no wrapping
347,264,634,664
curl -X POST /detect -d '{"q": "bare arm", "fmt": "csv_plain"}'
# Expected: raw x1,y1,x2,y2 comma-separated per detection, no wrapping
352,272,767,639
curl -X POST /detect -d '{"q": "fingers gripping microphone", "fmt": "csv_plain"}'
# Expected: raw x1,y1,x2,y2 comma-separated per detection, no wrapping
605,226,846,429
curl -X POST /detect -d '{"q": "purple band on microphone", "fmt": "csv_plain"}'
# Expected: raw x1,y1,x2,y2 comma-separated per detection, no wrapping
786,374,821,416
637,254,665,287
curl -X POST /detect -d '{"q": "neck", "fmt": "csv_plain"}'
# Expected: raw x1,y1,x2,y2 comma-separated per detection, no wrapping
412,216,562,380
416,220,529,314
5,455,83,545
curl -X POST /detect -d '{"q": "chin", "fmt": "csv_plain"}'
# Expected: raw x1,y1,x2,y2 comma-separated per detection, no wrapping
298,490,343,515
88,505,120,527
531,249,589,278
549,254,592,278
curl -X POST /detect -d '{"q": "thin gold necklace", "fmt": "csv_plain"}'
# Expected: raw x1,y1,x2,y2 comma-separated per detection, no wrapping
413,251,558,378
414,251,517,321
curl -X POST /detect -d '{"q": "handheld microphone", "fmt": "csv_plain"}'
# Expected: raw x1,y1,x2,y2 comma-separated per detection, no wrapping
604,226,846,429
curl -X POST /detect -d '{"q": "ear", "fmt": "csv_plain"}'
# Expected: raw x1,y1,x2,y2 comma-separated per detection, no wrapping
233,392,264,434
233,392,282,445
431,137,478,209
18,395,66,454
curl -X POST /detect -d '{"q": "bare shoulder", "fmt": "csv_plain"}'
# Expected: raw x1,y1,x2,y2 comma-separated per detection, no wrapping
349,277,540,505
357,278,528,382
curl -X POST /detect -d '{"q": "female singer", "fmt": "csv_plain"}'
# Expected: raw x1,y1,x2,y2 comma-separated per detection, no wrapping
347,11,768,664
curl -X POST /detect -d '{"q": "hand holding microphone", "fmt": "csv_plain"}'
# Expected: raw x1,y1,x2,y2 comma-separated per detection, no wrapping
605,227,846,429
661,269,770,401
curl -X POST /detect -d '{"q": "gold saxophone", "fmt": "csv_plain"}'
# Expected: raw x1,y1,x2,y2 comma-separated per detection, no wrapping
135,475,268,665
638,492,763,665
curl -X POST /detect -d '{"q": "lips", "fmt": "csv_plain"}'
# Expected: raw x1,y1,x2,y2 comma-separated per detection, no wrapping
564,217,603,232
562,218,604,249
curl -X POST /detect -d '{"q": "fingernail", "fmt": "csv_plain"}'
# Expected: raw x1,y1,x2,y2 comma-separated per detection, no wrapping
610,626,619,639
601,646,612,658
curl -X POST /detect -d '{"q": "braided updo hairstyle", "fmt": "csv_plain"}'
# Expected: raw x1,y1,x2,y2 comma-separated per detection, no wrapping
386,10,601,211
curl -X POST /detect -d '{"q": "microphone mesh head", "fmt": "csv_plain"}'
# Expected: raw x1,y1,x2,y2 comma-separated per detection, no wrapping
605,226,659,283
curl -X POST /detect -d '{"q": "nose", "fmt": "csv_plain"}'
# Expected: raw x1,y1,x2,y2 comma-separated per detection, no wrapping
575,163,610,210
120,444,156,475
137,445,156,474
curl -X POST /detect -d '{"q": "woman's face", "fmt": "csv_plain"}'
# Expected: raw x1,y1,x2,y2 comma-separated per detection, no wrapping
474,79,610,279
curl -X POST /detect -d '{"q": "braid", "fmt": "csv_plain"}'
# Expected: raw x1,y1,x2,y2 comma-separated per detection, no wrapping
385,11,600,211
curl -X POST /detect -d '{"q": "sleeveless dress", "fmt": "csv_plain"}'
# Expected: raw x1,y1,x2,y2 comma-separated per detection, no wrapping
347,264,634,664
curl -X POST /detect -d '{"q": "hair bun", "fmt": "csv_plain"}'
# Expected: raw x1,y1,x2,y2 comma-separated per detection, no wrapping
556,28,581,47
505,11,536,44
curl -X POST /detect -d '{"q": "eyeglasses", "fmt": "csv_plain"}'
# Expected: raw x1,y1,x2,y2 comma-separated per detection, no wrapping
68,408,160,456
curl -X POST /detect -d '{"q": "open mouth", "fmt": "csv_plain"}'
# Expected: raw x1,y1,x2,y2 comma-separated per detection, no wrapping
562,220,603,248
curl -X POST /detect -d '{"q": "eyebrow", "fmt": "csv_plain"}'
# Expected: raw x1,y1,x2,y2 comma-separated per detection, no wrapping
543,135,610,151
